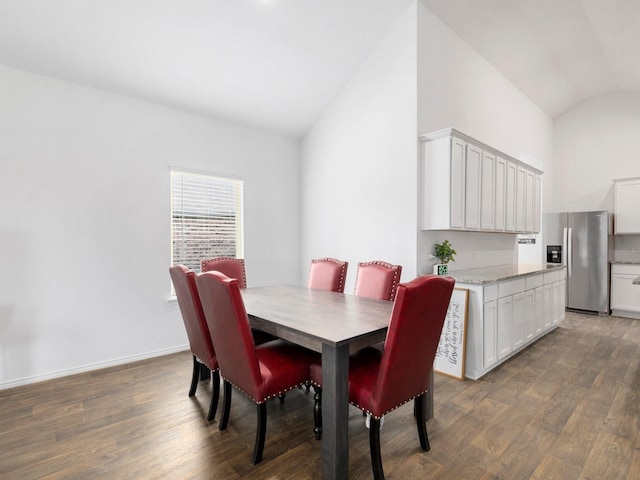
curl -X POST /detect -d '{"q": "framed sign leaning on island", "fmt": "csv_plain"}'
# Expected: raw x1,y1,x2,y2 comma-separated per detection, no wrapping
434,288,469,380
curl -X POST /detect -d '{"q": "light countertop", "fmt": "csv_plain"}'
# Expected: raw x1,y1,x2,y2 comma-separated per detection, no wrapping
447,263,565,285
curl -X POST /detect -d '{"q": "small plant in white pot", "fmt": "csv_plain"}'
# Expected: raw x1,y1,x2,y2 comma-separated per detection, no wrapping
433,240,456,275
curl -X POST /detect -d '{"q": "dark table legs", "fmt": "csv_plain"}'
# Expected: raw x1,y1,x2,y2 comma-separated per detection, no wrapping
321,343,349,480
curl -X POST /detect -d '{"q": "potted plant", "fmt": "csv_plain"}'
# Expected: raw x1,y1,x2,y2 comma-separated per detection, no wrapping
433,239,456,275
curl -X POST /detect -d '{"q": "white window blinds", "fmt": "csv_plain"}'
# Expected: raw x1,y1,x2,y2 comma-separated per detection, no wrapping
171,170,244,273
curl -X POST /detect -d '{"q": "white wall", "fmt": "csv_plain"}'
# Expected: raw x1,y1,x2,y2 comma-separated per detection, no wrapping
554,92,640,212
0,65,300,388
416,4,554,270
300,4,418,293
554,91,640,261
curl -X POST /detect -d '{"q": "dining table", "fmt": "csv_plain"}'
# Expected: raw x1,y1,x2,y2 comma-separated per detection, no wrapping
240,284,435,480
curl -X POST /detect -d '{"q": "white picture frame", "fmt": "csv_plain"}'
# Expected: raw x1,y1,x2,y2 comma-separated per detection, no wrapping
434,288,469,380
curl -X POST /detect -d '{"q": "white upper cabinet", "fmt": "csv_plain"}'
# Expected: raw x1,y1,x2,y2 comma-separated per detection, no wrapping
494,156,507,231
525,169,536,233
420,128,543,233
614,177,640,234
450,136,466,229
421,133,465,230
480,151,496,230
515,165,526,232
505,161,517,232
534,174,542,233
465,143,482,230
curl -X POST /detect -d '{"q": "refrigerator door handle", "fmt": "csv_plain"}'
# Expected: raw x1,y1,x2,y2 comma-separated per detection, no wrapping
567,227,572,278
562,228,568,267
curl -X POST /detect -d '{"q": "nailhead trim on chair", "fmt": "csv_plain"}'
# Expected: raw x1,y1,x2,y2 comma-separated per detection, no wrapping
310,380,428,420
194,355,214,368
201,257,247,288
194,355,219,375
312,257,347,293
223,377,308,404
356,260,402,301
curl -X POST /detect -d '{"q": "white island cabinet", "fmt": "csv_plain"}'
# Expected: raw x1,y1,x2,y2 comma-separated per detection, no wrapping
420,128,542,233
451,265,566,380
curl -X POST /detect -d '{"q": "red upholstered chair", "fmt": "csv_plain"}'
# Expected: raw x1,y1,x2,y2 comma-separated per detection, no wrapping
354,261,402,301
195,271,318,465
169,265,220,422
201,256,247,288
353,260,403,359
311,274,455,480
201,256,275,345
304,257,348,393
307,257,348,293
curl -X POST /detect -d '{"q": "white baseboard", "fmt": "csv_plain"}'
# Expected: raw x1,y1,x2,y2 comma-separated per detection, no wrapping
0,344,189,390
611,309,640,320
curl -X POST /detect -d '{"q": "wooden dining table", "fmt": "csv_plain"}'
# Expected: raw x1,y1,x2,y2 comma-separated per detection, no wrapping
241,284,435,480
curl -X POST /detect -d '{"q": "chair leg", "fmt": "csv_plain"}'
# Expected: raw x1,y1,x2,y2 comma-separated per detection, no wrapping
189,355,200,397
369,416,385,480
219,380,232,431
313,385,322,440
207,370,221,422
199,366,211,381
252,403,267,465
415,394,430,451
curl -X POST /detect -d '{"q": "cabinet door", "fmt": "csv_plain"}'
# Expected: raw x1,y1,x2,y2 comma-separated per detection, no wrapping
515,165,527,232
483,300,497,369
552,281,561,325
611,272,640,312
525,169,535,232
497,296,513,360
534,174,542,233
615,178,640,234
559,279,566,321
534,286,544,335
480,151,496,230
450,137,466,229
512,292,525,349
494,156,507,231
524,289,535,343
505,161,517,232
542,283,552,330
465,143,482,230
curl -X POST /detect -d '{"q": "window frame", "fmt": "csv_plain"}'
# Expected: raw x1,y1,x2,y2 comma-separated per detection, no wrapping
169,168,245,296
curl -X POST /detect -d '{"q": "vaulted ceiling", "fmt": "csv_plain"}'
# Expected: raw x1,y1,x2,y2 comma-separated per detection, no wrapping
421,0,640,119
1,0,639,137
0,0,414,137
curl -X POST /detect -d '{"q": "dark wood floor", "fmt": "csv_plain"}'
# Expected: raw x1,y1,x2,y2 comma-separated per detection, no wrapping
1,311,639,479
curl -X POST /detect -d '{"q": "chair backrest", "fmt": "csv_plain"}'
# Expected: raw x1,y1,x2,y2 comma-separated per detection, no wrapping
201,257,247,289
354,261,402,301
307,258,348,293
195,271,263,401
169,265,217,369
371,275,455,416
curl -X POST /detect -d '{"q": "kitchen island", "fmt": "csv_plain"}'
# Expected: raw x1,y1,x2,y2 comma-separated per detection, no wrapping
447,264,566,380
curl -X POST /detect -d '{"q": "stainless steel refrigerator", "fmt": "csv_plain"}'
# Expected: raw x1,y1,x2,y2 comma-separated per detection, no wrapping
542,211,611,315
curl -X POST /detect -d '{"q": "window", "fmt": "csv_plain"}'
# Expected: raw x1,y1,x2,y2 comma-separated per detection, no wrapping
171,170,244,273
